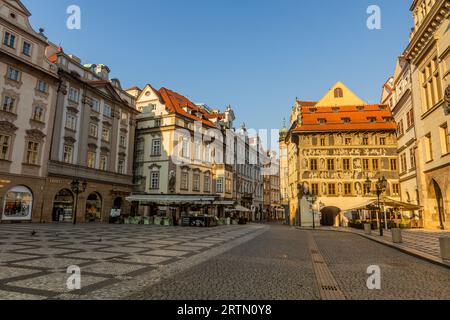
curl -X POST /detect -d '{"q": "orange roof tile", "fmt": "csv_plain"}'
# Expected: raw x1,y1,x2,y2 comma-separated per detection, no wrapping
158,88,216,128
294,104,397,133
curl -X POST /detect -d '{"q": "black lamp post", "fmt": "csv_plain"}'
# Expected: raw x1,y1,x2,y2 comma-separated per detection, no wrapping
364,176,387,236
306,192,318,229
71,179,87,225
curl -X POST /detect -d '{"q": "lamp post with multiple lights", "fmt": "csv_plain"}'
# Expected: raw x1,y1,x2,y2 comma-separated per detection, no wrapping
70,179,87,225
364,176,387,236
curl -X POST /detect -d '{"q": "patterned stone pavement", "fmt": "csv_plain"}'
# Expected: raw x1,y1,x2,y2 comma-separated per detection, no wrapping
132,225,450,300
0,224,266,300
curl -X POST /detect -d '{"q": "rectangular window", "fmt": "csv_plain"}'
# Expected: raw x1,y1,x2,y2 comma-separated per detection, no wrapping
397,120,404,136
328,184,336,195
193,174,200,191
100,155,108,171
118,159,125,174
363,183,371,196
204,175,211,193
390,159,398,171
181,172,189,190
7,66,20,81
22,41,31,56
0,134,11,160
392,183,400,196
363,159,370,170
63,145,73,163
87,151,96,168
36,80,47,93
440,124,450,155
379,138,386,146
406,109,415,128
89,123,98,138
327,159,335,171
3,32,15,48
363,137,369,145
216,178,224,193
311,183,319,196
155,119,162,127
344,183,352,195
102,128,110,142
2,96,16,113
104,104,112,118
343,159,351,171
310,159,318,171
320,138,326,146
32,106,44,122
150,171,159,189
68,88,79,103
420,56,443,111
120,135,127,148
91,99,100,112
152,139,161,156
65,114,77,130
26,141,39,165
372,159,379,171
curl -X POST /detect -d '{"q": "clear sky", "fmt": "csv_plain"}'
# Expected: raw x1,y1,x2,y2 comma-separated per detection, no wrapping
23,0,413,135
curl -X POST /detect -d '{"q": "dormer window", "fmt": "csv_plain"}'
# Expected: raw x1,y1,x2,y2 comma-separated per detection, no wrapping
383,116,394,123
342,117,351,124
318,118,327,125
357,106,364,111
334,88,343,98
379,105,387,110
309,107,317,113
332,107,340,113
368,117,377,123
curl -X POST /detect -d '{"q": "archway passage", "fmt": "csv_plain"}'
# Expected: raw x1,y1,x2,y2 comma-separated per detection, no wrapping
52,189,74,222
86,193,102,222
321,206,341,227
432,179,445,230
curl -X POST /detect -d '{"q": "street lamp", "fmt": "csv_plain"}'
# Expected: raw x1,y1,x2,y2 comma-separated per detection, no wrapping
306,192,318,229
365,176,387,236
71,179,87,225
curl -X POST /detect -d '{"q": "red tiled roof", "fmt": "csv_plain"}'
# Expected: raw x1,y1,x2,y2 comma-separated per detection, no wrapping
294,104,397,133
158,88,216,128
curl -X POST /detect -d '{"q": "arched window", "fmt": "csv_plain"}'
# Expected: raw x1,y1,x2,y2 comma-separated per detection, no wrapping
334,88,344,98
2,186,33,221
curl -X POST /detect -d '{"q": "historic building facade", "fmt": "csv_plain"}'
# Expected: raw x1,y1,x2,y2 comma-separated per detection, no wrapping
282,82,400,226
402,0,450,229
126,84,237,221
40,46,138,223
0,0,59,223
381,57,423,227
279,125,290,223
263,151,281,220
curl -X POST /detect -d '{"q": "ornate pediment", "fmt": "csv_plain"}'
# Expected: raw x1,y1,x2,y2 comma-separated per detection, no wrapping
26,129,46,140
100,146,110,153
0,121,18,133
88,143,98,150
118,152,127,158
64,136,77,145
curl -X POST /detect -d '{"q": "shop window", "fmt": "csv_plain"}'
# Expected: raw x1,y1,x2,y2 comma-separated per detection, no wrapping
2,186,33,221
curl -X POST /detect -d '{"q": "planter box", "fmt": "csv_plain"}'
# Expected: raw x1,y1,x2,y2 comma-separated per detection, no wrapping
364,224,372,235
439,237,450,261
391,228,403,243
154,217,162,225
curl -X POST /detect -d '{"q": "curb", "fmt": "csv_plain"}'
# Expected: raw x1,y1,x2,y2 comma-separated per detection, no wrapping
297,227,450,270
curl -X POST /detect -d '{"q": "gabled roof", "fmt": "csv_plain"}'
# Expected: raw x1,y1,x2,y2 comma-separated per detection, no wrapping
6,0,31,16
315,81,366,107
87,80,135,110
158,88,216,128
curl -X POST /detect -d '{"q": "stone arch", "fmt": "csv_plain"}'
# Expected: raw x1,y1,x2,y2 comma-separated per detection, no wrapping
321,206,341,227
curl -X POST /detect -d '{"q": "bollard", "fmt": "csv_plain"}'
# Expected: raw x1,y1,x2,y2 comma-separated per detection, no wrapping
391,228,403,243
364,223,372,235
439,237,450,261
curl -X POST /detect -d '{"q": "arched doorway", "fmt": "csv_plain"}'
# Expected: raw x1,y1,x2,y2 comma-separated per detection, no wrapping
2,186,33,221
85,193,102,223
113,197,123,209
432,179,445,230
52,189,74,222
321,206,341,227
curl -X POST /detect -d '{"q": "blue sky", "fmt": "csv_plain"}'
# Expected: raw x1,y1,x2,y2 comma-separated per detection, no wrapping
24,0,412,136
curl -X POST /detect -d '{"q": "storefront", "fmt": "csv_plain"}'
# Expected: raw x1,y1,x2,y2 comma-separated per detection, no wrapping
86,192,102,222
52,189,74,222
2,186,33,221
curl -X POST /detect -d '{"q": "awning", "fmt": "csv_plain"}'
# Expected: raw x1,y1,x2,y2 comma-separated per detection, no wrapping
341,197,423,212
234,205,252,212
126,194,217,204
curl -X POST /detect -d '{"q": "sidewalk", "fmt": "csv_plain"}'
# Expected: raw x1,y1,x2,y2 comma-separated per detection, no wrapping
299,226,450,268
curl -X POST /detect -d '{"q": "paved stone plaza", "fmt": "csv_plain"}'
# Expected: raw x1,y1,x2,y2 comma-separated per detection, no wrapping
0,224,266,300
0,223,449,300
